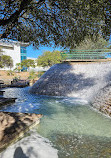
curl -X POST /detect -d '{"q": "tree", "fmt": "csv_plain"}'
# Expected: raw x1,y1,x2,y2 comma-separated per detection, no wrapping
21,59,35,68
0,58,3,68
37,50,62,67
75,36,110,50
7,70,14,76
0,55,13,69
14,59,35,72
28,70,37,80
14,63,22,72
0,47,4,68
70,36,111,59
0,0,110,48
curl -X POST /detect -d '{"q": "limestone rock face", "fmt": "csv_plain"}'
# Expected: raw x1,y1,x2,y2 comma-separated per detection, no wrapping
91,85,111,116
30,62,111,102
0,112,15,141
0,112,42,152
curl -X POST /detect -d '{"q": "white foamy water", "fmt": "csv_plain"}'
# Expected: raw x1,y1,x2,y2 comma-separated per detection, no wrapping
30,62,111,102
0,131,58,158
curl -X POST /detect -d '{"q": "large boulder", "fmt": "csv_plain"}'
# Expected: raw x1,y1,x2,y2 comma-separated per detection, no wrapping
30,62,111,102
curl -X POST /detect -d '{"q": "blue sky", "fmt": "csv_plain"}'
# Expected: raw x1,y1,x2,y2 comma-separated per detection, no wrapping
27,37,111,59
27,45,63,59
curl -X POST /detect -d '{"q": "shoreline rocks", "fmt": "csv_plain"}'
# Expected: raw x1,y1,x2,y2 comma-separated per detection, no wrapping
91,85,111,117
0,97,16,106
0,112,42,152
10,79,30,88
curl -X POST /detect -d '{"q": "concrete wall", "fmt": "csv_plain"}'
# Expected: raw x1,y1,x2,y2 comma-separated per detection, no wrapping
1,45,21,70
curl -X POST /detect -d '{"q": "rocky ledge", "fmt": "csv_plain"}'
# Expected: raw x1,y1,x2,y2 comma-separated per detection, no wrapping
91,84,111,117
0,98,16,106
0,112,42,152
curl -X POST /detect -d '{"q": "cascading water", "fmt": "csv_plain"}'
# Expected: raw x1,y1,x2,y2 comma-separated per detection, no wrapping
30,62,111,102
0,87,111,158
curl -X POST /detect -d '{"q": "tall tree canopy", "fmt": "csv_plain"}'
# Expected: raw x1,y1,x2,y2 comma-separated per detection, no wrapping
0,0,111,48
75,36,110,50
21,59,35,68
37,51,62,67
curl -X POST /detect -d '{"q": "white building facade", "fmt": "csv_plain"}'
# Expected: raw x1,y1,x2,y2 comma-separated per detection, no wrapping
0,40,29,70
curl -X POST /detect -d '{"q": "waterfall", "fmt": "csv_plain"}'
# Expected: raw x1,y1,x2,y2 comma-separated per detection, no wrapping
30,62,111,102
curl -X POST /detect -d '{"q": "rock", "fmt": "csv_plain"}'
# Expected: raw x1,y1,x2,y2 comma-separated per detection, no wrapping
0,112,15,141
0,131,4,141
91,85,111,117
0,112,42,152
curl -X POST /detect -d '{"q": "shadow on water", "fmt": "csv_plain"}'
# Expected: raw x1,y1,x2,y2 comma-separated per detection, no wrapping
14,147,29,158
0,87,58,118
30,63,95,96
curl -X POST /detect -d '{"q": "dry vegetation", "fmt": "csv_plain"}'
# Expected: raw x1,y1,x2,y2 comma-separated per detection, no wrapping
0,71,30,84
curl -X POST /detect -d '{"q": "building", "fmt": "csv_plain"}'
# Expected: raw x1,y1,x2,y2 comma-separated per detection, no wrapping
0,40,29,70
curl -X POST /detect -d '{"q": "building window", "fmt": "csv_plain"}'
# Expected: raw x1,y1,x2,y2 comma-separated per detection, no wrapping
21,46,26,54
21,56,26,61
21,46,27,61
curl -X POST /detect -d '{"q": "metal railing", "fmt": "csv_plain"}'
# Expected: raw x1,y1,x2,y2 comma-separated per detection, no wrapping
61,49,111,61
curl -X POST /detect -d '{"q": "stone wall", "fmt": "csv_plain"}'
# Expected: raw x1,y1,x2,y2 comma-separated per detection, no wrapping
91,84,111,117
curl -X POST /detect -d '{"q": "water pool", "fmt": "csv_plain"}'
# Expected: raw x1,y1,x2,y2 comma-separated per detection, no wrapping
1,87,111,157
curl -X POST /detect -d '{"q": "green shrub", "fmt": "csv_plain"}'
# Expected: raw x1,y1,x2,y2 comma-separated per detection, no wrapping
37,71,45,78
28,70,37,80
7,70,14,76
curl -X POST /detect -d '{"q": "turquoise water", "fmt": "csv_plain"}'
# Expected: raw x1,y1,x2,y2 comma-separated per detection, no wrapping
1,87,111,157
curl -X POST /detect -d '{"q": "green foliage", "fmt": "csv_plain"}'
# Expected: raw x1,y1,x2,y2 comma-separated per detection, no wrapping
13,76,21,81
14,63,22,72
75,36,110,50
0,55,3,68
7,70,14,76
37,71,45,78
14,59,35,72
37,51,62,67
0,0,110,48
0,46,3,55
0,55,13,68
0,62,3,68
28,70,37,80
21,59,35,68
62,36,111,60
0,47,4,68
